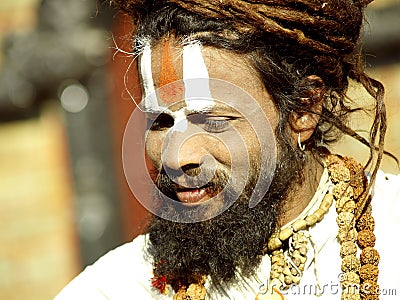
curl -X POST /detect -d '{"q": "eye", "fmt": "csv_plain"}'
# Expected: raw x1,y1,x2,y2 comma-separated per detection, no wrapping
146,113,174,131
188,114,232,133
204,118,230,133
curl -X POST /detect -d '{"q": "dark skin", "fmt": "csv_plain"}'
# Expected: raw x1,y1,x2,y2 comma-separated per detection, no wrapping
144,38,324,226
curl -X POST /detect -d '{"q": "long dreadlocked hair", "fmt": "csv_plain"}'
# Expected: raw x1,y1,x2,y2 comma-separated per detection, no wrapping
112,0,387,218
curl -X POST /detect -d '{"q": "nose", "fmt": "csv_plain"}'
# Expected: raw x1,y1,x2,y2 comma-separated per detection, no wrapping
161,130,209,172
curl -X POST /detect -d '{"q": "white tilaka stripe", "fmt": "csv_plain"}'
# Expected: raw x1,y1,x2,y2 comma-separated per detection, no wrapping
171,109,188,133
182,43,214,111
139,42,214,133
140,42,159,110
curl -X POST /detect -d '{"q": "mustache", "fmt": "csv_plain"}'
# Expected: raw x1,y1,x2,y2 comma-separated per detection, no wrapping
154,166,230,198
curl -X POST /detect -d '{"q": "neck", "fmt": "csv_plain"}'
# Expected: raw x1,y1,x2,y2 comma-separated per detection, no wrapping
278,153,324,227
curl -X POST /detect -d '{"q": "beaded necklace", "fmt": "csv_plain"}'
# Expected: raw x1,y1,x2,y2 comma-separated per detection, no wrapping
256,154,380,300
152,154,380,300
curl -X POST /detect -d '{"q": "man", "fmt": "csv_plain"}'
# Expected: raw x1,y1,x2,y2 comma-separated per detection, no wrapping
55,0,400,299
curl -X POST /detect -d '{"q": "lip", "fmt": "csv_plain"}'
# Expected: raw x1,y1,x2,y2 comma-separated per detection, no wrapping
176,188,213,204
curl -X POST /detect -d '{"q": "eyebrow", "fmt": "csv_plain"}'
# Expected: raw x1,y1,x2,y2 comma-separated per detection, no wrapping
207,105,241,115
143,107,172,115
143,103,240,116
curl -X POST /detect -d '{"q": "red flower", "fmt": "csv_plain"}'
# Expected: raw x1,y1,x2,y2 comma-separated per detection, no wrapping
151,275,167,294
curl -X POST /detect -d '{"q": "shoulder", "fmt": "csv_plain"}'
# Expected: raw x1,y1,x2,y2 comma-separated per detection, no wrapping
371,170,400,212
370,170,400,294
370,170,400,231
54,234,164,299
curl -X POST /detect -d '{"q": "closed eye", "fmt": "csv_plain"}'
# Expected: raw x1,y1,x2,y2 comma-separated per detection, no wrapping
188,114,234,133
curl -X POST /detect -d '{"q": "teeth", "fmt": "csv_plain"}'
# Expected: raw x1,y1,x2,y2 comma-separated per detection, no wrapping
177,188,208,204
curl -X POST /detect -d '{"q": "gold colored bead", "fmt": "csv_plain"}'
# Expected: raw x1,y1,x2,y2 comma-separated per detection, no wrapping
360,247,380,266
341,255,360,273
338,228,357,242
329,163,351,183
313,208,326,221
174,287,188,300
284,276,292,285
340,241,357,257
333,181,352,200
186,282,207,300
299,246,307,256
279,227,293,241
292,250,307,264
340,271,360,290
357,230,376,248
336,196,349,212
305,214,318,226
290,267,298,276
356,213,375,232
272,250,284,257
292,231,308,244
320,194,334,211
292,219,307,232
270,271,280,279
271,264,284,273
271,251,285,266
341,200,356,213
268,236,283,251
292,257,301,267
336,212,355,227
361,280,380,296
343,271,360,283
282,266,291,276
359,264,379,281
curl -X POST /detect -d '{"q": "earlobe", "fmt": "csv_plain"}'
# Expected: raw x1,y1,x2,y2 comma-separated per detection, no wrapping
290,75,325,144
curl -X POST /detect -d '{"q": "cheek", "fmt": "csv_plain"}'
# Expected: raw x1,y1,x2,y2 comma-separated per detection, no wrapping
207,136,231,166
207,125,261,171
145,131,164,169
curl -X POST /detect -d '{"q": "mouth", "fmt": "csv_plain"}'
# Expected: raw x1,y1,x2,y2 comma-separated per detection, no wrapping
175,186,217,205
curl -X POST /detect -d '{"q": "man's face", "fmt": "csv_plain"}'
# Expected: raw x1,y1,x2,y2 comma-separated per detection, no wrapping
138,38,303,285
142,39,279,221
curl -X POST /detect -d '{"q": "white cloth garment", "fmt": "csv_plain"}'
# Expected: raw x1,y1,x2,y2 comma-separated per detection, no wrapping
54,170,400,299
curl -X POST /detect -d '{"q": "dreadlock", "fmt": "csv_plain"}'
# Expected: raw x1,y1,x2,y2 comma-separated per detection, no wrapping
112,0,387,218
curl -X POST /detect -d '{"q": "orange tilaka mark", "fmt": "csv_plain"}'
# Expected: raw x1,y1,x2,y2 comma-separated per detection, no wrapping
159,40,184,104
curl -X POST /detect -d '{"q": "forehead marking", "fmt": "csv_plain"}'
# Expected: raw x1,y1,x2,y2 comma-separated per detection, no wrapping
140,41,214,133
182,43,214,111
159,40,184,104
140,42,159,110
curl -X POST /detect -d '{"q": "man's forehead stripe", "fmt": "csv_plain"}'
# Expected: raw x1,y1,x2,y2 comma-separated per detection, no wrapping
141,42,159,110
159,40,184,104
159,40,180,87
139,41,213,113
182,43,214,111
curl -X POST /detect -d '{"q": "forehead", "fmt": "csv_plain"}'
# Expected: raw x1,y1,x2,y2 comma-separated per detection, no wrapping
138,37,267,112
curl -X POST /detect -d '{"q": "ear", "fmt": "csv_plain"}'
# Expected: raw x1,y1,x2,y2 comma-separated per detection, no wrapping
289,75,325,146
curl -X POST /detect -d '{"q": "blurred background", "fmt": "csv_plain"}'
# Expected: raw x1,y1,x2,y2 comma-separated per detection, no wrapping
0,0,399,299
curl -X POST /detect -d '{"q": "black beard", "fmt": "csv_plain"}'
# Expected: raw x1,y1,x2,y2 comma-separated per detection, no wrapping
146,143,304,290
